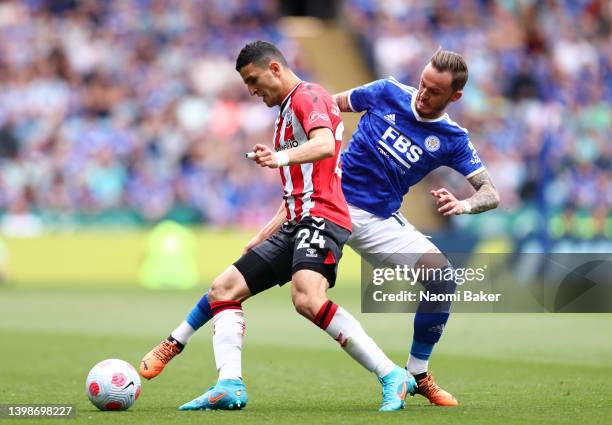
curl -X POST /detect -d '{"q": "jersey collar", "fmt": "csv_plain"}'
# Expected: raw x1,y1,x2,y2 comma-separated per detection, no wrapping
280,81,303,113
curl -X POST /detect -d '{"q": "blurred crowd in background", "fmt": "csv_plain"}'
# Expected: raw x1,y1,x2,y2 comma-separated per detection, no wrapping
346,0,611,247
0,0,298,233
0,0,609,249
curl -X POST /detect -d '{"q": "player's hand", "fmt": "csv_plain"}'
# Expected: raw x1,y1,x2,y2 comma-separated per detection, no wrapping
249,144,280,168
242,233,265,255
431,188,468,216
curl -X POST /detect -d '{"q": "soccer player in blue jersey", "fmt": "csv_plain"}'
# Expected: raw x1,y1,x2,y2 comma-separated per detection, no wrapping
141,48,499,407
329,48,499,405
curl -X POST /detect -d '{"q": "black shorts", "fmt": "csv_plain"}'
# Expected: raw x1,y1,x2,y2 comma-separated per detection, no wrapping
233,217,351,295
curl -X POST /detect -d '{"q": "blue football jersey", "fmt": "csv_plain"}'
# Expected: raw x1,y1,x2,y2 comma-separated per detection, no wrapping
341,77,485,218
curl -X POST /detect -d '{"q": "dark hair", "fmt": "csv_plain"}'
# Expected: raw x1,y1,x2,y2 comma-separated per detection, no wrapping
235,40,288,72
430,48,468,91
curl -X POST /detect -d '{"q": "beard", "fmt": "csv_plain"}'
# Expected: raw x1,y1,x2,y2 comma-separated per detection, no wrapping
417,94,454,118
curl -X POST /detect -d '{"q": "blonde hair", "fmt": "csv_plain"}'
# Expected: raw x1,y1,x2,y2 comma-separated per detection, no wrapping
430,48,468,91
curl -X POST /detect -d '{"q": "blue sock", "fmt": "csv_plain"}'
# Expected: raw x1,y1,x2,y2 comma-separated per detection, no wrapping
411,312,449,360
186,290,213,330
410,266,457,362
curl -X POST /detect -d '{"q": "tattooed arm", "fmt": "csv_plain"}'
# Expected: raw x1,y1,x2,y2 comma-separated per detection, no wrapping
431,170,500,216
332,90,354,113
465,170,500,214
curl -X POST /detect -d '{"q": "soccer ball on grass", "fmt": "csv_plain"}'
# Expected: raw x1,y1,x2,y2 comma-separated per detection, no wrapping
85,359,141,411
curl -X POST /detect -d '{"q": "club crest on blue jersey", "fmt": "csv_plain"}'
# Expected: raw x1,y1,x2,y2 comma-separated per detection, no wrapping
341,77,486,218
424,136,441,152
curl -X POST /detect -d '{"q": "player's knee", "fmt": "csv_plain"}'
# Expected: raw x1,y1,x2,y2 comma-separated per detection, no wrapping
291,292,319,320
208,279,230,303
416,249,448,270
416,251,456,292
291,292,309,317
209,268,247,303
291,269,329,319
419,264,457,316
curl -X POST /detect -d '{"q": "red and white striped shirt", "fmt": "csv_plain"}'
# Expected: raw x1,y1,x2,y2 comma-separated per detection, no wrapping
273,82,351,231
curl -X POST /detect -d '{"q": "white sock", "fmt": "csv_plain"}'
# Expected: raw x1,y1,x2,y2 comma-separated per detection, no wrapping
321,304,395,378
406,356,429,376
170,321,196,345
212,309,245,381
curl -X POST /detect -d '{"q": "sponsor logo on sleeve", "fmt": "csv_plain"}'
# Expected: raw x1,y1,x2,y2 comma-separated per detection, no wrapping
467,139,482,164
331,103,340,116
309,111,330,123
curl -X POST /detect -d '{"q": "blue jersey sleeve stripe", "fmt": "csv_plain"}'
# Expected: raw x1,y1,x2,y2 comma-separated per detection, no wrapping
347,89,357,112
387,76,417,94
443,116,469,134
465,166,486,178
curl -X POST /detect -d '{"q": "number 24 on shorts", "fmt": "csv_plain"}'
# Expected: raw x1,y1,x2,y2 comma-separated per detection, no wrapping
296,228,326,249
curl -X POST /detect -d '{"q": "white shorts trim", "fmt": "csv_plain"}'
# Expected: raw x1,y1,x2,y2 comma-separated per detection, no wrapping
347,204,438,268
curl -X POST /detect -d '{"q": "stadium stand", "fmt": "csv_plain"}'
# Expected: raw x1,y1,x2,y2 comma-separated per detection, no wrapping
0,0,306,230
0,0,609,251
344,0,610,248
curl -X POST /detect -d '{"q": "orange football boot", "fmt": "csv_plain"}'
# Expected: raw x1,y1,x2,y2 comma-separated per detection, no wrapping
140,339,183,380
415,372,459,406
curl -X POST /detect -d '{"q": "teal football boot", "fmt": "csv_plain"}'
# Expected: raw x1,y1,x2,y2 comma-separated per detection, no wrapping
178,379,248,411
378,366,417,412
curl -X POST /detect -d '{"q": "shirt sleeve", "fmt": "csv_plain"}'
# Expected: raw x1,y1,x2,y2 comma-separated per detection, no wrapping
448,135,486,178
292,86,334,137
347,79,387,112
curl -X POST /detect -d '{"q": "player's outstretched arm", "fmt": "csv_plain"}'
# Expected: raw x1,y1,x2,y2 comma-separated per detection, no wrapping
242,201,285,254
465,170,500,214
431,170,499,216
247,128,335,168
332,90,354,113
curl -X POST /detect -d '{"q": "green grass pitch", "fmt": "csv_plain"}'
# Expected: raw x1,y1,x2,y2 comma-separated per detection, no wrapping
1,283,611,425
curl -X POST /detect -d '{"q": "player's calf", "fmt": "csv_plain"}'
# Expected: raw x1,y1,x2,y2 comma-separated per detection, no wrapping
406,256,459,405
309,297,411,411
291,269,329,320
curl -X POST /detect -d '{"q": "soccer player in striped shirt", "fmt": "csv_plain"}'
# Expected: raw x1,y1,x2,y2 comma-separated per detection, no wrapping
141,40,412,412
141,47,499,408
